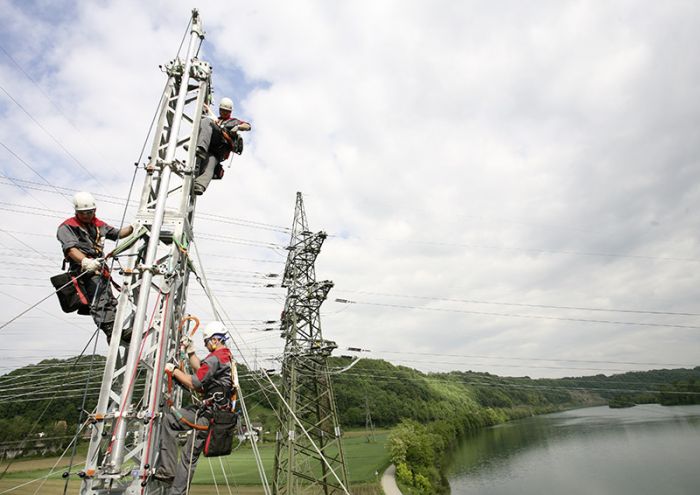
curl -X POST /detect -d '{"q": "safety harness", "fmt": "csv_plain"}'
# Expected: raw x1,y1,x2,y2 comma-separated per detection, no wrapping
164,316,240,456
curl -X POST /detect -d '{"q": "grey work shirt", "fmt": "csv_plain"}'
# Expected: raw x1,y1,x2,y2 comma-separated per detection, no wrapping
57,216,119,271
191,347,233,397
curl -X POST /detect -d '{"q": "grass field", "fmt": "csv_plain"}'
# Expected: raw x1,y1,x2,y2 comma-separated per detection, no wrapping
0,430,390,494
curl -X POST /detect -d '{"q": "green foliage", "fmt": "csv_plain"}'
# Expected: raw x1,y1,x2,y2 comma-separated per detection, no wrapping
395,462,412,485
659,378,700,405
0,356,108,453
608,395,636,408
388,420,446,493
414,473,432,493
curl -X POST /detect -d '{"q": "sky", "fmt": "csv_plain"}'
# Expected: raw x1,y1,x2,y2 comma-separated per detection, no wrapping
0,0,698,381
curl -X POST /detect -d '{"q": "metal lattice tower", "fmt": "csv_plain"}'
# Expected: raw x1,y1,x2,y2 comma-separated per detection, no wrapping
80,10,212,494
272,193,349,495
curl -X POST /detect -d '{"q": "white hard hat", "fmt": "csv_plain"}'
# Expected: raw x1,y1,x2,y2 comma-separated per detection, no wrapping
73,191,96,211
219,97,233,113
202,321,227,341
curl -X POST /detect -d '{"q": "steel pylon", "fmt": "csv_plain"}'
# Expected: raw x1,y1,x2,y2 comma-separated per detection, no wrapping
80,10,212,494
272,193,349,495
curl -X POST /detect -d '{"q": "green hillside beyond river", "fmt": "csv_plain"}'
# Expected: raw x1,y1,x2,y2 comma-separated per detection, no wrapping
1,357,699,493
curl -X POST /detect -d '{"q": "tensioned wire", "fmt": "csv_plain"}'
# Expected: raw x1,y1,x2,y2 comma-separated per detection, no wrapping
1,351,692,392
2,173,698,264
0,40,130,181
2,267,696,321
0,326,100,482
56,18,185,489
335,288,700,317
334,299,700,330
191,239,351,494
189,239,273,495
0,174,291,234
296,369,700,397
0,418,89,495
3,214,694,323
0,204,287,250
0,19,265,493
0,86,102,188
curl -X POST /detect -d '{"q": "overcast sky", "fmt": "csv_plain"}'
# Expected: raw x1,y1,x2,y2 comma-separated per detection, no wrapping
0,0,698,380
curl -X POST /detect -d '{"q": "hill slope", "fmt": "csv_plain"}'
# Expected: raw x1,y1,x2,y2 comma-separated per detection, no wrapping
2,355,698,456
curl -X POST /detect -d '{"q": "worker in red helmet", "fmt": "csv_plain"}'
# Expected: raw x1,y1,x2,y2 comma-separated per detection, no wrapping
193,97,251,195
56,192,134,342
155,321,235,494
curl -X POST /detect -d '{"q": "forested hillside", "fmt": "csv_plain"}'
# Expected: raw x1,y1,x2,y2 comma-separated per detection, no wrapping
1,355,698,458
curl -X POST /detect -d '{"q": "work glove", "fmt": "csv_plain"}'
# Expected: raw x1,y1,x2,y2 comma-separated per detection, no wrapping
180,335,196,355
81,257,102,273
164,363,176,374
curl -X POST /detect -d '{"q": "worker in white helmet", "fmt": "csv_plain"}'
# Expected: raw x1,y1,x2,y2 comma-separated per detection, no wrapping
193,97,251,195
156,321,235,494
56,192,134,342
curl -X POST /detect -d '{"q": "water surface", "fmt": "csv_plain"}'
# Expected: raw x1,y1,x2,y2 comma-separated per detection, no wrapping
446,404,700,495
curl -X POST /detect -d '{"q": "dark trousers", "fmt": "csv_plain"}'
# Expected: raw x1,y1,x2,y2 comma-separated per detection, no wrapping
159,406,210,495
82,273,117,335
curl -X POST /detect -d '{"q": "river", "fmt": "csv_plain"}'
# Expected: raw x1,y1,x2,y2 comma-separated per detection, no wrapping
446,404,700,494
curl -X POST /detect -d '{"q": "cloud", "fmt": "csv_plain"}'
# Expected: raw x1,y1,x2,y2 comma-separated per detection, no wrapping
0,0,698,378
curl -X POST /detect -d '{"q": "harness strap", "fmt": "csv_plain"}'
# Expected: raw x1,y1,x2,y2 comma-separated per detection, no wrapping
91,223,104,258
71,275,89,305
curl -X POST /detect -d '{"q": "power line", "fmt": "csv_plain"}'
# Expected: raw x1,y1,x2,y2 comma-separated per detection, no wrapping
381,357,678,375
337,289,700,317
0,44,82,128
0,174,291,233
335,298,700,330
0,141,74,203
0,201,287,250
0,83,103,186
370,349,698,369
329,234,700,263
324,369,700,397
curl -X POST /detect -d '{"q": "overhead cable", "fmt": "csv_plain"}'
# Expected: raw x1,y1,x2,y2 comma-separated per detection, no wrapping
338,289,700,317
335,298,700,330
0,83,103,187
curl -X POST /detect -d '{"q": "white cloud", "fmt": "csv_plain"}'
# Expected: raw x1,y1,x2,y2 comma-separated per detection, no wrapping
0,0,698,379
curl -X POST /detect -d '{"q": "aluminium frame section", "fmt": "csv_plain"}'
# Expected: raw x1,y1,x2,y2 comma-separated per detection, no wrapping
80,10,210,495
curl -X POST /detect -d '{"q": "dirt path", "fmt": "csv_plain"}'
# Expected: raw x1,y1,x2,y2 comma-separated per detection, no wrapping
381,464,402,495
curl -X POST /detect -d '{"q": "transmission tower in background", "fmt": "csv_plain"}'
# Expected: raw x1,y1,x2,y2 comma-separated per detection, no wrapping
272,192,349,494
365,397,376,443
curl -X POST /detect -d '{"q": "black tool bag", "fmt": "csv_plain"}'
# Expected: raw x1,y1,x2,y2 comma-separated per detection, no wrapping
50,272,91,314
203,409,238,457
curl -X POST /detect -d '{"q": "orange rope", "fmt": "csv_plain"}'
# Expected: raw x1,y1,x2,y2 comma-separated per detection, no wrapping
180,416,209,431
178,315,200,370
179,314,200,337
